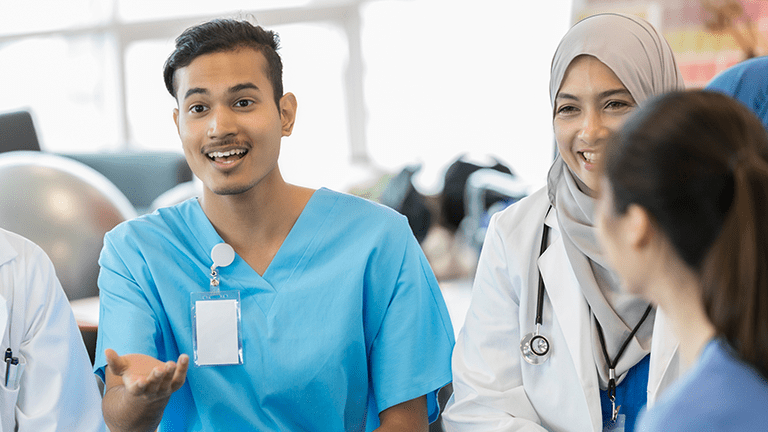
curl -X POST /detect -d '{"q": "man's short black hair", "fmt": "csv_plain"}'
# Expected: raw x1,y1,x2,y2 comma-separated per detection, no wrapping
163,18,284,108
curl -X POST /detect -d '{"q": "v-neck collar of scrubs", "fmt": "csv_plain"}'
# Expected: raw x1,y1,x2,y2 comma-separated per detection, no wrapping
179,188,336,315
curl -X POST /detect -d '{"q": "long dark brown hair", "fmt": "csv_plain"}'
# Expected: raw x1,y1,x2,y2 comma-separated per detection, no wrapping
605,90,768,378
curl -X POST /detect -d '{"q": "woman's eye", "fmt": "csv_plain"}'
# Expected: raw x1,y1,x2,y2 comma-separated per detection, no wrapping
557,105,577,115
606,100,632,110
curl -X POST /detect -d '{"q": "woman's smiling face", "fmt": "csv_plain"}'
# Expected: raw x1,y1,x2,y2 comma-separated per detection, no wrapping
553,55,637,193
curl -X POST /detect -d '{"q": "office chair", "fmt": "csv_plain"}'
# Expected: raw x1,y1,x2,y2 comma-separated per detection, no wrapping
0,110,41,153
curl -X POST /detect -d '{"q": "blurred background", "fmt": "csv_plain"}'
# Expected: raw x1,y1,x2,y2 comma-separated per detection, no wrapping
1,0,765,202
0,0,572,196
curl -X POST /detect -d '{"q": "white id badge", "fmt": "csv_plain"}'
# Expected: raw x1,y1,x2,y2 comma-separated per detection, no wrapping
191,291,243,366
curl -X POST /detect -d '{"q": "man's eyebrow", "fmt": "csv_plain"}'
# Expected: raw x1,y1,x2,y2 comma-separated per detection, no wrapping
229,83,260,93
183,87,208,101
182,83,261,101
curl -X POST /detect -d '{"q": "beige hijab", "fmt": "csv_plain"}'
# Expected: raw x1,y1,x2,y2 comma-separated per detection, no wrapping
547,13,685,388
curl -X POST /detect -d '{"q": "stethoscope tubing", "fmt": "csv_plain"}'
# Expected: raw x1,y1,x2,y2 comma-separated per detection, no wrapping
520,212,553,365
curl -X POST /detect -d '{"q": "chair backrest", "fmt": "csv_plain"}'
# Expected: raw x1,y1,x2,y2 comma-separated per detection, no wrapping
0,111,40,153
63,152,193,214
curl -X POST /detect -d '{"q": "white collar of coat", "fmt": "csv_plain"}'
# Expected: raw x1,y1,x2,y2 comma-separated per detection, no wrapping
0,230,13,345
0,229,19,267
538,211,602,429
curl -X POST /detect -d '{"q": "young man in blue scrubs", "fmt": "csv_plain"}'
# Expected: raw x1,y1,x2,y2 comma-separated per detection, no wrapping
93,18,454,432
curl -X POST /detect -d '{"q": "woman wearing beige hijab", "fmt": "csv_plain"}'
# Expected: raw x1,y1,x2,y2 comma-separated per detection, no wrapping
442,14,685,432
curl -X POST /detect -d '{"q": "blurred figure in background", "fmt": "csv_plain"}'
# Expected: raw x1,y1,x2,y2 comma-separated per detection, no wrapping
706,55,768,129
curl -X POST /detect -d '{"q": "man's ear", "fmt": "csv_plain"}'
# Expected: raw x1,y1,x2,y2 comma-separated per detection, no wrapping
625,203,654,250
279,92,297,137
173,107,180,134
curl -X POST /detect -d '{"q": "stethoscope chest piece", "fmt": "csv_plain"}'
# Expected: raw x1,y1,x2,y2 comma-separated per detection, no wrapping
520,328,551,365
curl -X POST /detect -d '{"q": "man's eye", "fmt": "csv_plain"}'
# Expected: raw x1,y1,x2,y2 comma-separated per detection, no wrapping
235,99,254,108
189,105,207,113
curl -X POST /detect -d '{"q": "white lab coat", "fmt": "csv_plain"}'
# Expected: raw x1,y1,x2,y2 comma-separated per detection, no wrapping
0,229,105,432
442,188,681,432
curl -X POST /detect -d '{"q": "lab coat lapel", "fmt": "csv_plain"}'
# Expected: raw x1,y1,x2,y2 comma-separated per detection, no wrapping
0,233,15,349
0,233,17,269
538,211,602,431
0,234,15,432
647,307,680,405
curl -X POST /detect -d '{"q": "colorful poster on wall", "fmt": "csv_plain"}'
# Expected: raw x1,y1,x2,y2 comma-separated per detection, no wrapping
575,0,768,87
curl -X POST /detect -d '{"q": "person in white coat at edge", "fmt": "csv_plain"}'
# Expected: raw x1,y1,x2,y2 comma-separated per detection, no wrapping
442,13,685,432
0,228,106,431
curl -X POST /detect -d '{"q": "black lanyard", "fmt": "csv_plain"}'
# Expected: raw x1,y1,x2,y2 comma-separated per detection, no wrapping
595,304,653,420
534,223,550,327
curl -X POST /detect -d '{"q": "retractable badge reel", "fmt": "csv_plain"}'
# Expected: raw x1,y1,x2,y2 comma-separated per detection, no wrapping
191,243,244,366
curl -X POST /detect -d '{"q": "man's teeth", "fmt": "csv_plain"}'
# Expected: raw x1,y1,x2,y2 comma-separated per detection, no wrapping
582,151,597,163
208,149,246,158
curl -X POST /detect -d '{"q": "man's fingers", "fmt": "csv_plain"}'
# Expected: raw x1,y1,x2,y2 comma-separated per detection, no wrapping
171,354,189,391
122,373,145,395
146,362,175,394
106,351,189,398
105,348,129,377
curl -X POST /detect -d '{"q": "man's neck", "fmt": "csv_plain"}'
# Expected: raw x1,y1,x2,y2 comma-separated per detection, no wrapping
199,176,314,275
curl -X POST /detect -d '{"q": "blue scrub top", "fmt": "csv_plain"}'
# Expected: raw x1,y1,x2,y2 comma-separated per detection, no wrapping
94,188,455,431
705,55,768,129
637,338,768,431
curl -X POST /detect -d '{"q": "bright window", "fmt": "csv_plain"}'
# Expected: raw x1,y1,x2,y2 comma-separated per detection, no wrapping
0,0,572,192
124,39,178,152
0,1,112,36
116,0,310,22
361,0,572,192
0,35,122,153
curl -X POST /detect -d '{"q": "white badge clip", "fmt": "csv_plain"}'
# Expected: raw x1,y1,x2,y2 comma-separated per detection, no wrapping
209,242,235,292
191,243,243,366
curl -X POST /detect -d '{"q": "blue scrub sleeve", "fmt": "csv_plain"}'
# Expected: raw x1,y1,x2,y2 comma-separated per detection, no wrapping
93,233,162,381
368,230,455,421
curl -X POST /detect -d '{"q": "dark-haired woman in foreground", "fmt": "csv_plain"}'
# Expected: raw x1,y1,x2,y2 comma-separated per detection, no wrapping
596,90,768,430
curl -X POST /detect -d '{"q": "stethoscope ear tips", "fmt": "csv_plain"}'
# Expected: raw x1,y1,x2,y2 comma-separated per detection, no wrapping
520,332,552,365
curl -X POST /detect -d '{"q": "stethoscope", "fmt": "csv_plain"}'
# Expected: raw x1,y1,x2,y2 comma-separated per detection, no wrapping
519,217,553,365
518,208,654,388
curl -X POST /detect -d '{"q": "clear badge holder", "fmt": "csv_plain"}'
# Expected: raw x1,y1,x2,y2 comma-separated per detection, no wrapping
191,243,244,366
603,413,626,432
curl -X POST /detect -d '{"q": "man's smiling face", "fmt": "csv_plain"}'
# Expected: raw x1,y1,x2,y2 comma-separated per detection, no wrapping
173,47,295,196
